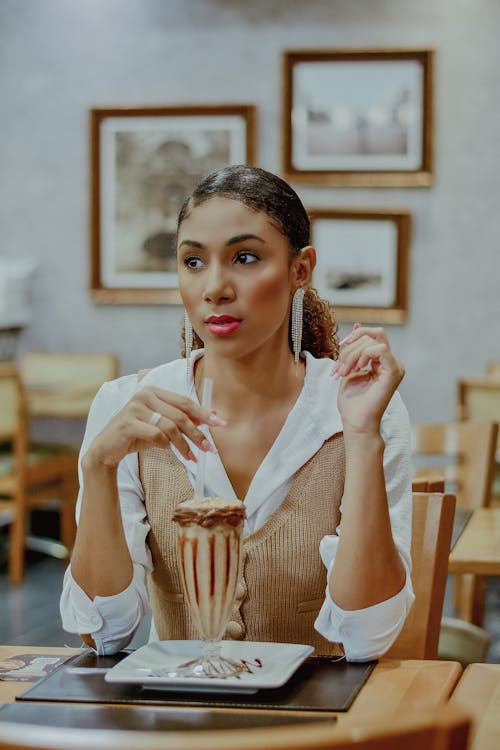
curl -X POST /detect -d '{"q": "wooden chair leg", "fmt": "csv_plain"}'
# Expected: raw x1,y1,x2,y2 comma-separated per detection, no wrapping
453,573,463,612
9,500,26,585
469,576,486,627
456,573,486,626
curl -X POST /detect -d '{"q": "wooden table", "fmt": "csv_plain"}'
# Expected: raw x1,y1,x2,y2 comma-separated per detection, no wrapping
448,507,500,624
451,663,500,750
449,508,500,576
0,646,463,725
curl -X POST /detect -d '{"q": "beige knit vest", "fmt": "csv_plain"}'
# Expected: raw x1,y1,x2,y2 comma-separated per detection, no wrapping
139,432,345,657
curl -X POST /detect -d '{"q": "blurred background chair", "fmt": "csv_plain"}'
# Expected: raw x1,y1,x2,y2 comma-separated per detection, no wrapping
438,616,490,667
485,361,500,379
412,420,498,628
411,477,445,493
411,421,498,509
457,376,500,506
3,352,120,581
0,363,78,584
386,492,455,660
19,351,119,420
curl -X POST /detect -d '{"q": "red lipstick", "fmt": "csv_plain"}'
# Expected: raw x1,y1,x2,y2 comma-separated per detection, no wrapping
205,315,242,336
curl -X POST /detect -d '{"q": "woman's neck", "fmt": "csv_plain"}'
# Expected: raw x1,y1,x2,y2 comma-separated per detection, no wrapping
194,343,305,422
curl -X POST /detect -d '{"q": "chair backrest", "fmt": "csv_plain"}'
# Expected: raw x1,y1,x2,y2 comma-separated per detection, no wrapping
0,363,21,440
19,352,119,418
411,477,445,493
386,492,456,659
0,363,27,442
457,378,500,452
0,704,471,750
485,361,500,379
411,421,498,508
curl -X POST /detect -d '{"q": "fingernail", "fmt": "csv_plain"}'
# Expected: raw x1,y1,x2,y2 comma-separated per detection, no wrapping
339,336,351,347
208,414,227,426
202,439,218,454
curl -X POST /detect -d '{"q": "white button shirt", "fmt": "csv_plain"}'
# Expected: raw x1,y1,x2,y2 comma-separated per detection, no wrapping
60,351,415,661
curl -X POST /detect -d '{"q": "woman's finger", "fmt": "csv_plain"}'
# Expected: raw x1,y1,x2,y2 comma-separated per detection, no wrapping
141,395,215,454
132,412,198,462
153,417,203,461
338,341,388,377
149,387,227,427
339,325,389,349
134,399,215,458
334,335,384,371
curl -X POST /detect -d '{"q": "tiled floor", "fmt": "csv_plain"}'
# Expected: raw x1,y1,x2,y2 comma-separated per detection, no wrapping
0,535,498,662
0,537,152,650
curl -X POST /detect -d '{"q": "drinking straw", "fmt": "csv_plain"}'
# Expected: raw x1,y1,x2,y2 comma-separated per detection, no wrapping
194,377,213,498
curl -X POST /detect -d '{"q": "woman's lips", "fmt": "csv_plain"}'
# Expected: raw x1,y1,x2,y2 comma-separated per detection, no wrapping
206,316,242,336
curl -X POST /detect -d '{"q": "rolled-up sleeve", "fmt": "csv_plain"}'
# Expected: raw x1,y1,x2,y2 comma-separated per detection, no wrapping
59,378,153,654
314,391,415,661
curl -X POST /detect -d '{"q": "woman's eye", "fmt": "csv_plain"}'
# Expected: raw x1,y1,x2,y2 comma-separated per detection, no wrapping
235,251,259,265
184,256,203,269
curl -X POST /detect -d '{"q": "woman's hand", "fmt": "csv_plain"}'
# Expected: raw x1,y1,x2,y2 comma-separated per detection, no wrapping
83,386,226,469
332,324,405,435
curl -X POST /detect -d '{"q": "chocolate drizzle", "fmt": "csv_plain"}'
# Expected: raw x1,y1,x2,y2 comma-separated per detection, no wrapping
172,502,246,528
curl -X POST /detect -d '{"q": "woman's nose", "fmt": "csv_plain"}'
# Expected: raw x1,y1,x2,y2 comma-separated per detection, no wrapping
203,265,235,303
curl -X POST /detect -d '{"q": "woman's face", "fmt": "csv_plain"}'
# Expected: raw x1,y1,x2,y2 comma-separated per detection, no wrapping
177,197,297,359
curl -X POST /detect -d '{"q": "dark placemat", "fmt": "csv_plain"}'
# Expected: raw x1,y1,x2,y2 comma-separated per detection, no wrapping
16,651,376,712
0,703,336,730
451,508,473,549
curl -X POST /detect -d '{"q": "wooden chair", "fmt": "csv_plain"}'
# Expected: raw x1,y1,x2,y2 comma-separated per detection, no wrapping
412,421,498,626
411,421,498,510
438,616,490,667
411,477,445,493
0,363,78,584
457,377,500,505
485,361,500,379
457,378,500,444
386,492,456,660
19,351,119,419
0,704,471,750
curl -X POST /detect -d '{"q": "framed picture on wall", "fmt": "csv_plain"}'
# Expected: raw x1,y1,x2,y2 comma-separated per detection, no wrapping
283,49,433,186
90,105,256,304
309,208,411,324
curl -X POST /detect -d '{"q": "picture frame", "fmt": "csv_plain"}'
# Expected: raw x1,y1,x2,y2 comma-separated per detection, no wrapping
283,49,433,186
90,105,256,304
308,208,411,324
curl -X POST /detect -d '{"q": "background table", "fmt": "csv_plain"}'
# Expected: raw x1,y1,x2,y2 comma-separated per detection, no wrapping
449,508,500,576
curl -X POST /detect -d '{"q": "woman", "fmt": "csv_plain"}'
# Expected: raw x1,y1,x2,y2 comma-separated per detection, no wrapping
61,165,414,660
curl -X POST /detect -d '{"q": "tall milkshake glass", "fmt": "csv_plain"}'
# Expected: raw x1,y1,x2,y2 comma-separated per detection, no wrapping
172,496,246,677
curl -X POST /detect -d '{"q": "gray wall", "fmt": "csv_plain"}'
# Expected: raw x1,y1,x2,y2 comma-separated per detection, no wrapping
1,0,499,427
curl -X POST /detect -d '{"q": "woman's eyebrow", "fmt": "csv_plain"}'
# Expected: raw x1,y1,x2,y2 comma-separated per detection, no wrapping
178,239,204,250
179,234,266,250
226,233,265,246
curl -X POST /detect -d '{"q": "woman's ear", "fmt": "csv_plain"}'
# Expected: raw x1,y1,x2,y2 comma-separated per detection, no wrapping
292,246,316,286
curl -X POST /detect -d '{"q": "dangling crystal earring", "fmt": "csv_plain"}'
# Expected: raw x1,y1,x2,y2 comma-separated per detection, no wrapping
291,287,304,370
184,311,193,379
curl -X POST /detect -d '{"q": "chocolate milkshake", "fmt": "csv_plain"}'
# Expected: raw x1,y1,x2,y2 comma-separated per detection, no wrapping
172,497,246,641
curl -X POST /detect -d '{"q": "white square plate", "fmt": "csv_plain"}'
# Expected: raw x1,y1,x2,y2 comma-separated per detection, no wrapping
105,641,314,694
